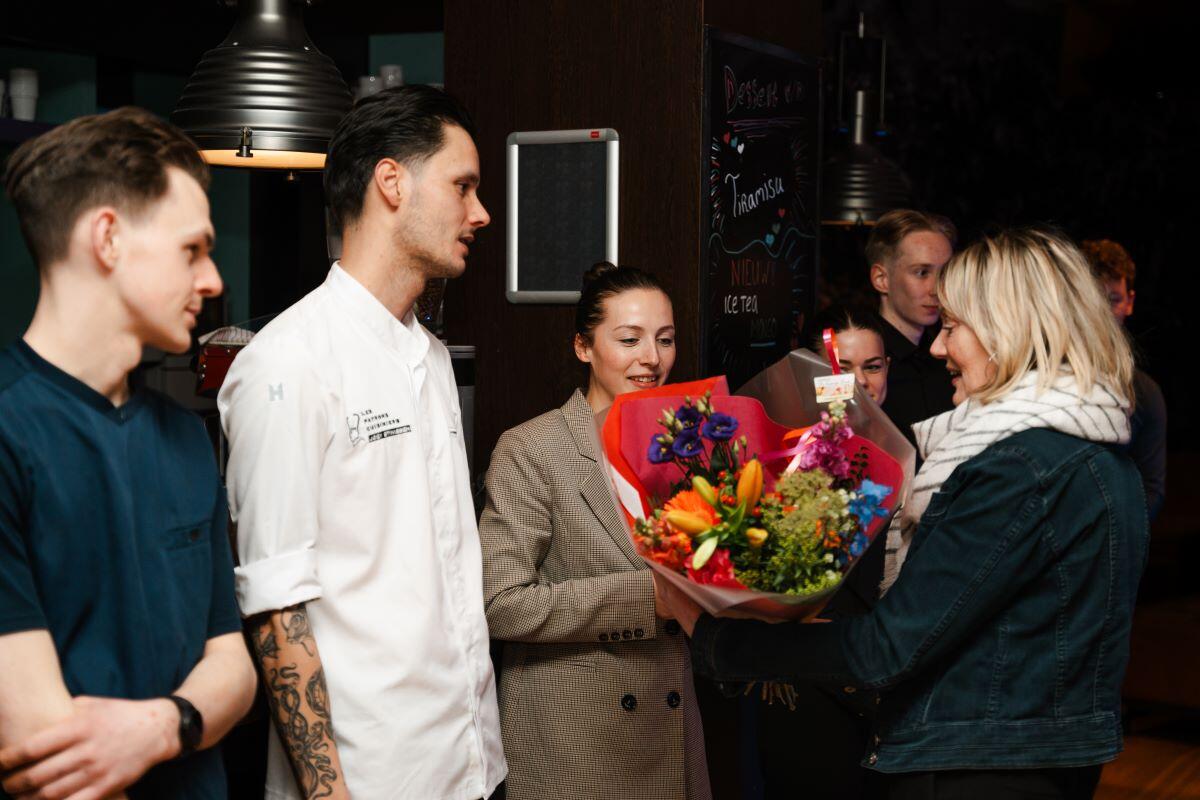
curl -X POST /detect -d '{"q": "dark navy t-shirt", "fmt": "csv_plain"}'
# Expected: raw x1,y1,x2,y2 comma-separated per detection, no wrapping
0,341,241,799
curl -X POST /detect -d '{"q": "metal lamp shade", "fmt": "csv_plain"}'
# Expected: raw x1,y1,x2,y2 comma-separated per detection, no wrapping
172,0,352,170
821,141,913,226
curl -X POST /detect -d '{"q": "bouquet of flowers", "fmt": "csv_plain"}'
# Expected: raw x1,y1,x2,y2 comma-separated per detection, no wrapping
601,355,912,621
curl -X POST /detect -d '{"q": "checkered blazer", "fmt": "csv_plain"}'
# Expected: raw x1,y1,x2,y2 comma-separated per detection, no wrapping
480,390,711,800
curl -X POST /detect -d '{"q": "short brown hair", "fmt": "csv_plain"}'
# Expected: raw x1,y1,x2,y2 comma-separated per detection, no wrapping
1080,239,1136,289
865,208,957,269
3,106,209,267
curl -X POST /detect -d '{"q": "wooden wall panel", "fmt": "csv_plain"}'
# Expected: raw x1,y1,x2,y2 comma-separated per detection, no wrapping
444,0,705,469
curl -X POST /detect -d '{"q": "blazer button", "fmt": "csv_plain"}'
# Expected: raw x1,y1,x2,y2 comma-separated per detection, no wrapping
621,694,637,711
622,629,633,640
599,633,608,642
634,628,645,638
611,631,621,642
664,620,681,635
666,691,681,709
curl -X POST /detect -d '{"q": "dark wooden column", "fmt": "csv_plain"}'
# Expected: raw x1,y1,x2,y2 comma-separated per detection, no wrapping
444,0,820,473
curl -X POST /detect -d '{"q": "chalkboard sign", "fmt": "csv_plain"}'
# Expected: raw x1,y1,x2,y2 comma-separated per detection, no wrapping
702,30,821,390
506,129,619,303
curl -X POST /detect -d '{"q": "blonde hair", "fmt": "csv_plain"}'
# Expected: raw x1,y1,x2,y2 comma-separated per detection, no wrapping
937,227,1134,404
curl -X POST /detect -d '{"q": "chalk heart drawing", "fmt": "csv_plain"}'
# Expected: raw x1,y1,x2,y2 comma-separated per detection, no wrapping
765,233,776,246
723,132,731,144
777,208,786,218
737,142,745,154
772,222,781,234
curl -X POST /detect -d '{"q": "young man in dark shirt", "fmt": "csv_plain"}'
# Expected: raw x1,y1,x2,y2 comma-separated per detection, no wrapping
0,107,256,799
1082,238,1167,520
866,209,958,443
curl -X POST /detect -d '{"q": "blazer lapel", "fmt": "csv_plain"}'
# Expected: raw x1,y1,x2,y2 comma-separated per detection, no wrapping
561,391,646,569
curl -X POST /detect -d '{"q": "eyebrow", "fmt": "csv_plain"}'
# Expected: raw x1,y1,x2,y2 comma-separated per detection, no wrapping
455,171,480,186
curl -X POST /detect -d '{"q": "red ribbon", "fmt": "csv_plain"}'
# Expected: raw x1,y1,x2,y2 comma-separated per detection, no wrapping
822,327,841,374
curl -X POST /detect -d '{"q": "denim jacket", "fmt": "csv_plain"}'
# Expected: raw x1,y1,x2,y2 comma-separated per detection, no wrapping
691,428,1149,772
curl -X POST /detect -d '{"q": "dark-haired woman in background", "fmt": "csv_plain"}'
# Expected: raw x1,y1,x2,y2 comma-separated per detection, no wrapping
479,263,711,799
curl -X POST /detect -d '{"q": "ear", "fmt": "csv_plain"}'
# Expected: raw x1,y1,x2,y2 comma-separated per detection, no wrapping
1126,289,1135,316
371,158,408,213
89,208,121,272
573,333,593,364
869,262,890,295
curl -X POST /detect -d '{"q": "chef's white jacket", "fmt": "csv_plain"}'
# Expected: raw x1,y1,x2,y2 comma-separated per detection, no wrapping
219,263,506,800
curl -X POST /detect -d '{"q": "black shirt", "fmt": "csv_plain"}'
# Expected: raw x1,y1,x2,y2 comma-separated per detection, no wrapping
1128,368,1167,521
0,341,241,799
871,312,956,445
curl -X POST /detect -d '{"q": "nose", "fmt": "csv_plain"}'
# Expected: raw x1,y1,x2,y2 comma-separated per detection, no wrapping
930,327,948,359
470,194,491,229
196,257,223,298
639,340,661,368
852,366,869,390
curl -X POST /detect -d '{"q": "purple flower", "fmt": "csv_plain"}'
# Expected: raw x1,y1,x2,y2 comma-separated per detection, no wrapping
648,435,673,464
797,439,850,479
675,405,703,429
672,429,705,459
701,412,739,441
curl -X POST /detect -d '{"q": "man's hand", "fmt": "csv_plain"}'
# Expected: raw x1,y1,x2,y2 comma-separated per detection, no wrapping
0,696,178,800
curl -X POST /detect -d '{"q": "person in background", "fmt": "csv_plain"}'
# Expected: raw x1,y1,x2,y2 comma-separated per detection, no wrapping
667,227,1146,800
0,107,256,799
1082,238,1166,521
815,307,891,406
219,86,505,799
478,263,711,800
865,209,957,444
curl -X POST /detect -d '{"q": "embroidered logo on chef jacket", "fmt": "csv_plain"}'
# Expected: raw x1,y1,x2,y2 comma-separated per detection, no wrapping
347,408,411,445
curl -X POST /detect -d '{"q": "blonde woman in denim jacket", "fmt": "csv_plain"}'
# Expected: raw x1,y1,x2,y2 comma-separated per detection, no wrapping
663,228,1148,800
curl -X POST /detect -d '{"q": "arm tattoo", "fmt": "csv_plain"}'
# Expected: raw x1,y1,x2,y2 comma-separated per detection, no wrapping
250,606,339,799
283,607,317,657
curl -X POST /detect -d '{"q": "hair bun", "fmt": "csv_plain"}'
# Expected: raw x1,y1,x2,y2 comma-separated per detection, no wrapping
581,261,618,292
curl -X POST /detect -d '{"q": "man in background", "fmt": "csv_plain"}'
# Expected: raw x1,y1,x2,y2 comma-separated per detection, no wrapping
1083,238,1167,520
0,107,255,799
865,209,958,444
220,86,505,799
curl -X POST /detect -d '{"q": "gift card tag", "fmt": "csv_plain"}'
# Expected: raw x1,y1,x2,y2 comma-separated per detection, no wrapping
813,373,856,403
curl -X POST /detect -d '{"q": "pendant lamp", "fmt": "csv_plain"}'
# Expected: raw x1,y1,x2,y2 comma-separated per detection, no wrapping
821,14,913,225
172,0,352,170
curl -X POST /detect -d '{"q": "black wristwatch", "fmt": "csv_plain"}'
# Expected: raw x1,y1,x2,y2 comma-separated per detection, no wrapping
167,695,204,759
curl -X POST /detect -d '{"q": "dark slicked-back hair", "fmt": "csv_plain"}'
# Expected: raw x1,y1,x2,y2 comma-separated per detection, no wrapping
324,85,477,231
3,106,209,268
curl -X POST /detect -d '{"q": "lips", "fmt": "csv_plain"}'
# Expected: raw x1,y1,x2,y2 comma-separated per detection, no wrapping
628,375,660,387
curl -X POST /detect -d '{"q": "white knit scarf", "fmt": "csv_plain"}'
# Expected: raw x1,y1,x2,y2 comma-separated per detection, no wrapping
880,371,1131,595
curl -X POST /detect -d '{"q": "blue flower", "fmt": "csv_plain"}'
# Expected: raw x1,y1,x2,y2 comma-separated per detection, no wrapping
648,435,673,464
701,412,739,441
848,479,893,527
848,531,869,558
672,429,705,459
675,405,703,430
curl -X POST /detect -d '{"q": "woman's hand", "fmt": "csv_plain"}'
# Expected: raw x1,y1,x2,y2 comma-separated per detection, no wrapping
652,572,675,620
655,575,704,635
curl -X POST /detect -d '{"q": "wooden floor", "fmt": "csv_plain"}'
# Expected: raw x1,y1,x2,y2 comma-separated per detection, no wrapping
1096,717,1200,800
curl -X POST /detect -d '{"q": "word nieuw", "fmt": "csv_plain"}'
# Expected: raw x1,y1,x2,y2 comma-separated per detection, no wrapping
724,66,805,113
725,173,784,218
730,257,776,288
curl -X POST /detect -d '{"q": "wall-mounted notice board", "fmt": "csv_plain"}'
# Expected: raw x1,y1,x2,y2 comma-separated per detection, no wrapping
702,29,821,390
506,128,619,303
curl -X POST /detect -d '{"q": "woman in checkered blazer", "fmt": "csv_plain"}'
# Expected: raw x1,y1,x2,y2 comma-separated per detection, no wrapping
479,264,711,800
